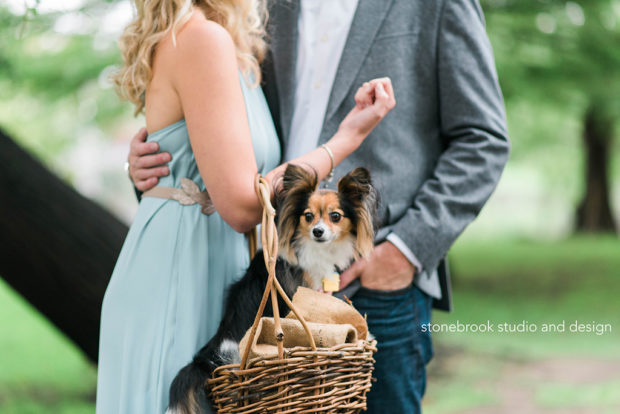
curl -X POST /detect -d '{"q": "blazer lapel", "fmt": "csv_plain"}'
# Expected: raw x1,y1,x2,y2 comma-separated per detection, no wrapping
323,0,395,127
270,0,300,144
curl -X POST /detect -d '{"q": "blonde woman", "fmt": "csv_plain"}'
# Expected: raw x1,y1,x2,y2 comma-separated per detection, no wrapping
96,0,394,412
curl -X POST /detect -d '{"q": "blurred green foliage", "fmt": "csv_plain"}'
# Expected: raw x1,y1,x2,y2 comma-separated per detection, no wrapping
481,0,620,209
0,1,132,164
1,0,618,224
483,0,620,103
1,1,618,150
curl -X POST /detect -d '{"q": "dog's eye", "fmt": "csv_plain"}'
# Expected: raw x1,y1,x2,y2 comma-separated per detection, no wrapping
304,212,314,222
329,212,342,223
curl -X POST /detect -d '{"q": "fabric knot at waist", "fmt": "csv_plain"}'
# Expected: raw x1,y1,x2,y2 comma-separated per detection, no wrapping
142,178,215,215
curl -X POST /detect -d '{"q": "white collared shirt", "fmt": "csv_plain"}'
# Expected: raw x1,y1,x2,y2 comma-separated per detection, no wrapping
284,0,359,161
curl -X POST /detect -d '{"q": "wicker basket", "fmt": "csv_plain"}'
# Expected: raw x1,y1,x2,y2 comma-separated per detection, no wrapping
207,175,377,413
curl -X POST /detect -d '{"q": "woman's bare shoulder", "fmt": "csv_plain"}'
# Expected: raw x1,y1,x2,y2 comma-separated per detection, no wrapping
174,11,235,59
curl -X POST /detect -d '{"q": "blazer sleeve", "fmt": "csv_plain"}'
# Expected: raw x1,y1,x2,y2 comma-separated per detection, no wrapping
389,0,510,274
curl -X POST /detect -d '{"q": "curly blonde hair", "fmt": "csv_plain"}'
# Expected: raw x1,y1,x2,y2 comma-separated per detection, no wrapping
113,0,267,115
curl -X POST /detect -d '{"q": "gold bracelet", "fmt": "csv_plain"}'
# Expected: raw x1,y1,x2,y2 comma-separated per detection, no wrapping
320,144,335,183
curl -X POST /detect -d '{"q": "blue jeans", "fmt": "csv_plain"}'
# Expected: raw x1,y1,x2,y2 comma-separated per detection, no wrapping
352,284,433,414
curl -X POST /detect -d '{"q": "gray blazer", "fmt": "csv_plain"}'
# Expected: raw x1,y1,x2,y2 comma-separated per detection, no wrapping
261,0,510,311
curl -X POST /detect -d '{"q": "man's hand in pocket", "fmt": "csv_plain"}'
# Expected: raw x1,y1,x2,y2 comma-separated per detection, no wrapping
339,241,415,291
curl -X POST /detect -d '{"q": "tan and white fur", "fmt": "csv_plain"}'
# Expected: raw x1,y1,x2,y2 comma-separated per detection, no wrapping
277,164,376,289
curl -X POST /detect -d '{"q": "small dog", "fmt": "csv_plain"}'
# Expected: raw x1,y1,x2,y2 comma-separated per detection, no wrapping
166,164,378,414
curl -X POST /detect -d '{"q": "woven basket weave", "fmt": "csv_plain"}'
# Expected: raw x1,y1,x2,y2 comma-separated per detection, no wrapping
207,175,377,413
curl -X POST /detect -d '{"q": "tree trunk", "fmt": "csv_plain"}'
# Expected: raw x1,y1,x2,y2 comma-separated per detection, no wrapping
0,129,128,363
575,104,617,234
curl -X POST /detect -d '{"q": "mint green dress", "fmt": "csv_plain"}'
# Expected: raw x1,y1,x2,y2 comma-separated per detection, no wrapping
96,76,280,414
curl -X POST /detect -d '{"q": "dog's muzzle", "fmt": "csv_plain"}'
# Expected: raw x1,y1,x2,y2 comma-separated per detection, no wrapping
311,224,330,242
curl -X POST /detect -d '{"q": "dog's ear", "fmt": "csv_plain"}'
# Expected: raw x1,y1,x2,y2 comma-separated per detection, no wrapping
338,167,372,200
282,164,319,193
274,164,319,210
338,168,378,259
275,164,318,263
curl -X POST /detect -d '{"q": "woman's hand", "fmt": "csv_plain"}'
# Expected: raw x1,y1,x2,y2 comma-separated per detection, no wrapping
333,78,396,152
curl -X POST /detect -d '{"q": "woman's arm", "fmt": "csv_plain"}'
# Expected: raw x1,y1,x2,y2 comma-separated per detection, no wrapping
169,18,394,233
172,19,261,232
263,79,395,186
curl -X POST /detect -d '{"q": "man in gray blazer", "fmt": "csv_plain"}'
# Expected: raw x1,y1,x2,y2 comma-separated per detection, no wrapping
128,0,509,411
262,0,508,410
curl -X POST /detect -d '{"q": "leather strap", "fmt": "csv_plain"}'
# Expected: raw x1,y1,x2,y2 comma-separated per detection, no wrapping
142,178,215,215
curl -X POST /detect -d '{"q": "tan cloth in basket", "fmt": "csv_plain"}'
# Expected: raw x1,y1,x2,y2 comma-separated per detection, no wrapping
238,287,369,360
239,318,358,360
285,287,369,340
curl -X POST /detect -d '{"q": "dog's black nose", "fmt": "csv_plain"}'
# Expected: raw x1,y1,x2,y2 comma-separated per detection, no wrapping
312,228,324,238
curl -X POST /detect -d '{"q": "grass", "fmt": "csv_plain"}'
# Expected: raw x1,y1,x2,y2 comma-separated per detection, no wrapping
0,279,96,414
422,235,620,414
536,380,620,409
434,235,620,358
1,236,619,413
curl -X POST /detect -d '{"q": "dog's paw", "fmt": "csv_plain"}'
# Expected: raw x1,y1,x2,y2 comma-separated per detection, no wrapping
218,339,241,365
